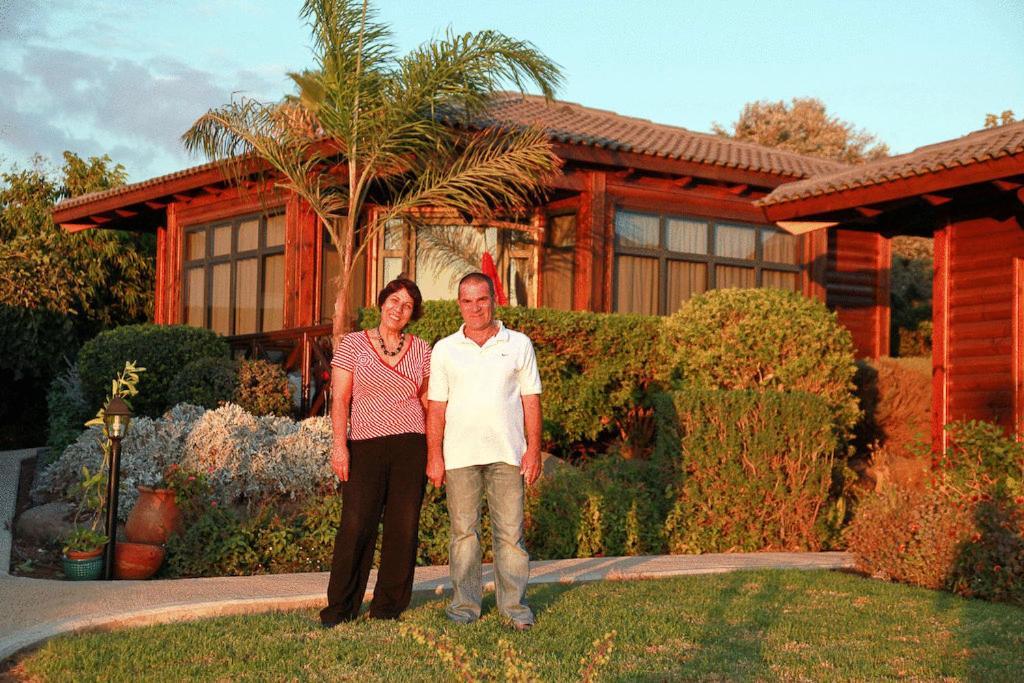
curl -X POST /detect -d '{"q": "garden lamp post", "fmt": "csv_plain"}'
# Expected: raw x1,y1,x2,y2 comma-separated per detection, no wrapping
102,396,132,580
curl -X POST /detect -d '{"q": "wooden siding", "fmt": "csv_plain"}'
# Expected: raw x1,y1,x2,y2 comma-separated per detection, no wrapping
826,228,891,358
941,209,1024,435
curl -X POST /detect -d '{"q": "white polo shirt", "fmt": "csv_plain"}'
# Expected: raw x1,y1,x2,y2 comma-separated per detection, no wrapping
428,321,542,470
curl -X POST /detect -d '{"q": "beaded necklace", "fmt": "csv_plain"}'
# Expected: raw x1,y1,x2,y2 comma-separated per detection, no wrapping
376,327,405,357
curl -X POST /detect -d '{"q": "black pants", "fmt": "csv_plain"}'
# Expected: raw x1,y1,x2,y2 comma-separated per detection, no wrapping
320,432,427,624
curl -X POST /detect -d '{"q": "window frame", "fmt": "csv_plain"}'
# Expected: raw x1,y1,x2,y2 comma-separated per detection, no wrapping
613,209,803,315
182,210,287,336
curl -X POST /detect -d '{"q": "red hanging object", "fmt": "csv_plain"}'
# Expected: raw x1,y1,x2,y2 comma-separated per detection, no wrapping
480,251,508,305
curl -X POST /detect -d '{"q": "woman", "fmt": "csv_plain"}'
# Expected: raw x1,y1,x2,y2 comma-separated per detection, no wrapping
320,278,430,626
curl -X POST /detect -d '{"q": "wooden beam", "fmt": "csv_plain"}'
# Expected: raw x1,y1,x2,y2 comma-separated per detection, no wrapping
1018,187,1024,205
992,179,1023,192
173,193,195,203
60,222,99,233
727,184,749,195
921,193,952,206
775,220,838,235
608,168,636,181
114,209,138,218
144,201,167,210
672,175,694,188
88,214,111,224
855,206,883,218
201,186,224,196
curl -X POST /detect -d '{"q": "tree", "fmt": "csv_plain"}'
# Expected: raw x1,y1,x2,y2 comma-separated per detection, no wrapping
0,152,155,445
984,110,1017,128
713,97,889,164
184,0,563,338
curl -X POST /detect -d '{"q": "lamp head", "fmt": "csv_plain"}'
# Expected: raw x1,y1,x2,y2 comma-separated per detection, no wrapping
103,396,132,440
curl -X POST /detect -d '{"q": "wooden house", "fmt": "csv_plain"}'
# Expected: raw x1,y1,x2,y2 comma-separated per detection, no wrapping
760,121,1024,448
53,94,891,414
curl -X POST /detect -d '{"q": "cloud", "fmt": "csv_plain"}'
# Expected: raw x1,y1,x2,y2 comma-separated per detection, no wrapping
1,43,278,181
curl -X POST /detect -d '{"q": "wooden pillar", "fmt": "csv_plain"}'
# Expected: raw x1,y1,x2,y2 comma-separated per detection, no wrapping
802,229,828,303
574,171,607,311
154,224,167,324
165,203,183,325
874,234,892,357
931,225,950,453
284,196,319,328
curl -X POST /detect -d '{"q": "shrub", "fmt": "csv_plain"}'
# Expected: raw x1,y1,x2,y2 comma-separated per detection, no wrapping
660,288,859,438
33,403,332,512
852,356,931,461
45,361,90,457
168,357,238,409
235,359,293,417
949,487,1024,605
361,302,664,453
845,482,973,590
940,420,1024,487
526,455,667,560
77,324,229,417
657,387,839,553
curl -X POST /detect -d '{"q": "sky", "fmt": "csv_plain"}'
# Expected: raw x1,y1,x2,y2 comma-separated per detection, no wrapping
1,0,1022,184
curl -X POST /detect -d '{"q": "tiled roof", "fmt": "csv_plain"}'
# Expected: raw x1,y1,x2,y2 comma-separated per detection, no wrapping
481,93,846,179
759,120,1024,206
53,159,225,213
55,94,846,217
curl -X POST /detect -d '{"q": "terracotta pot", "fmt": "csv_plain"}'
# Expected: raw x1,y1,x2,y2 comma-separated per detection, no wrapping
65,546,104,560
125,486,182,544
114,541,165,580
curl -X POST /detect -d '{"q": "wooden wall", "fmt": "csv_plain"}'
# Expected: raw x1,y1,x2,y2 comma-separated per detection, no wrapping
934,199,1024,448
826,228,891,359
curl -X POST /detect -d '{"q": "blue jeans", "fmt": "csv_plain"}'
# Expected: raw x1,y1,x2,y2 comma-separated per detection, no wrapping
445,462,533,625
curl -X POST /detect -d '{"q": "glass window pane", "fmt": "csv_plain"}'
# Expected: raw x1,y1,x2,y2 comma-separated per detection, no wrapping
320,237,340,323
666,218,708,254
548,214,576,247
265,213,285,247
212,225,232,257
666,261,707,313
186,230,205,260
762,231,799,264
615,211,659,249
210,263,231,334
415,225,484,300
615,255,658,314
262,254,285,331
508,257,530,307
541,249,573,310
185,267,205,327
716,224,756,259
237,219,259,252
234,258,258,334
383,257,403,286
383,219,404,251
716,265,755,289
763,269,799,292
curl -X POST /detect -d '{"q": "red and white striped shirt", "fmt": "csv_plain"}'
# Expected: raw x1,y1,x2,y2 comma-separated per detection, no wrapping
331,331,431,440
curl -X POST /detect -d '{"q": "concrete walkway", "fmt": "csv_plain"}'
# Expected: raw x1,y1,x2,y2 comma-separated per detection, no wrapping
1,449,856,662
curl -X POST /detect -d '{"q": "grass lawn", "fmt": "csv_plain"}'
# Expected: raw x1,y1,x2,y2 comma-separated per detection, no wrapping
14,569,1024,681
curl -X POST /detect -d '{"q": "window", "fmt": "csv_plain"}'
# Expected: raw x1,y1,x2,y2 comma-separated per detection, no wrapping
183,212,286,335
320,227,366,324
541,213,575,310
614,210,801,315
376,220,534,304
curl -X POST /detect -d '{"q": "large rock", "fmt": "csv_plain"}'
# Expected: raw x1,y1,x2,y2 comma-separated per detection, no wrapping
15,501,74,544
540,452,569,479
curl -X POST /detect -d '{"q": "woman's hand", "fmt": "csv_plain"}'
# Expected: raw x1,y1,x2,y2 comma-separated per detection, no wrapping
331,442,350,482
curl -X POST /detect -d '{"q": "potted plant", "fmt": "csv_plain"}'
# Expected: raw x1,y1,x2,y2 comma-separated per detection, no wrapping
61,465,108,580
125,464,209,544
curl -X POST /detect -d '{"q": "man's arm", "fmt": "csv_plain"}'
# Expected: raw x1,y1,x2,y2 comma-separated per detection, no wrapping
520,393,542,486
426,400,447,488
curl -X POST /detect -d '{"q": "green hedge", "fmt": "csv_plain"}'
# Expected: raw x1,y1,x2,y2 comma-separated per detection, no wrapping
77,324,229,417
661,289,860,438
655,387,840,553
361,302,663,452
527,455,667,559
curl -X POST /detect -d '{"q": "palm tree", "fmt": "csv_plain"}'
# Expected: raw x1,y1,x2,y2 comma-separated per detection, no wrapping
183,0,563,338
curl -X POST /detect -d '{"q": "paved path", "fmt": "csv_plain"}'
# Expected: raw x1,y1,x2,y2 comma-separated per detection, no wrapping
1,448,856,662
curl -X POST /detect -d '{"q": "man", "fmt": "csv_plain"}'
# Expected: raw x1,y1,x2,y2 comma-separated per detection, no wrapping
427,272,543,631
